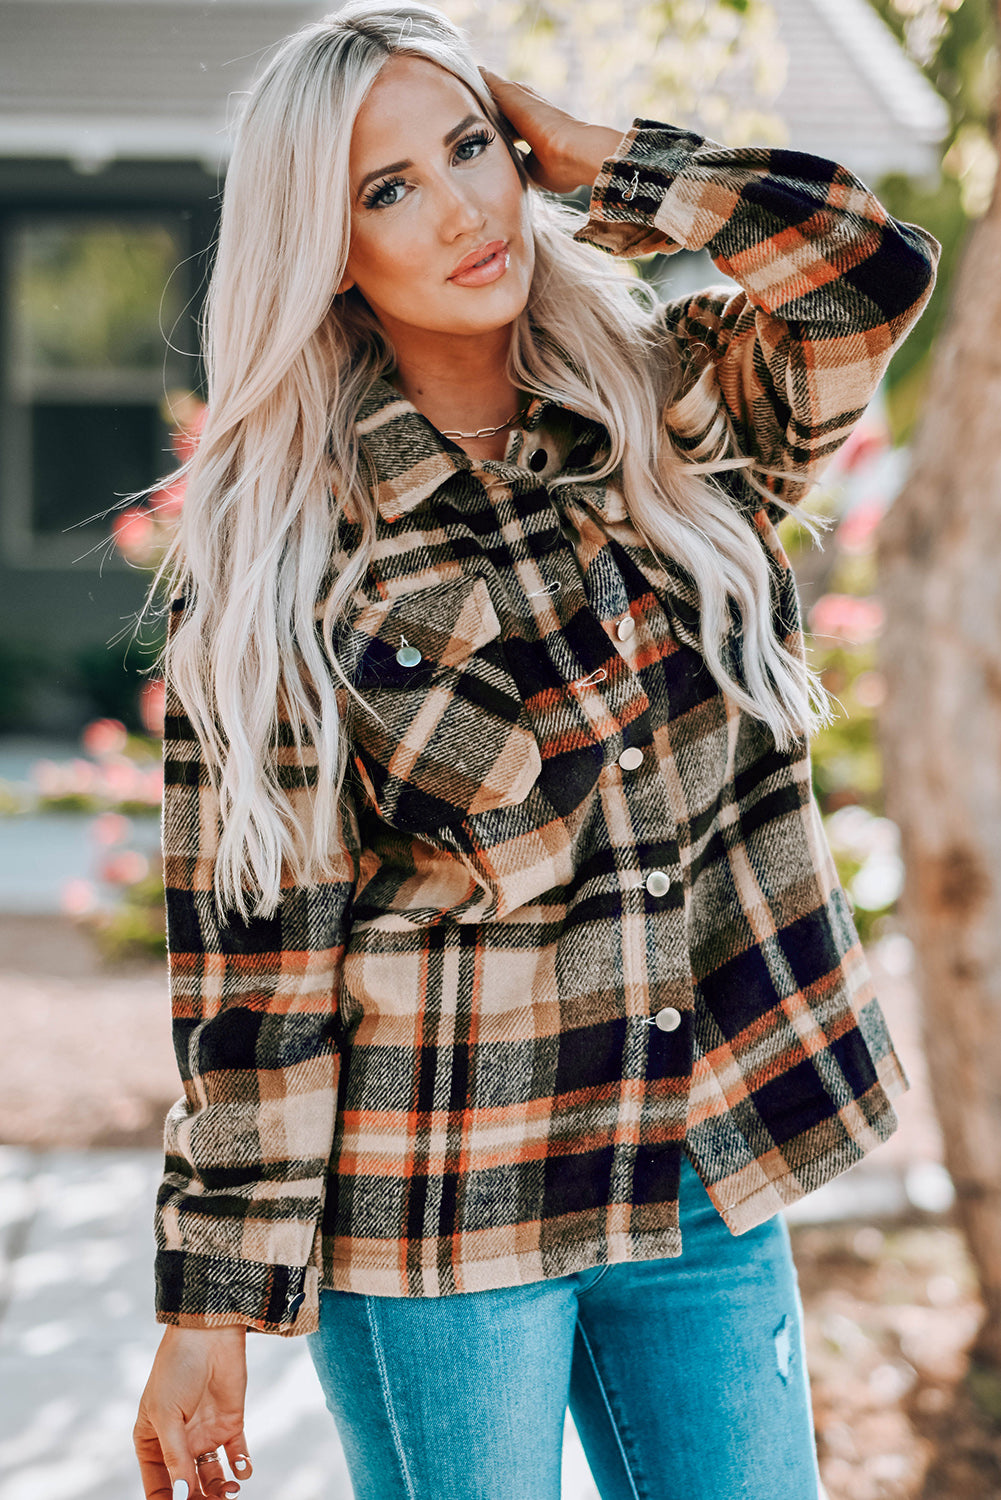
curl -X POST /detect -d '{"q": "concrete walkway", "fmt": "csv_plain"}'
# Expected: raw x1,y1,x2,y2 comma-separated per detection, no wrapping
0,1138,956,1500
0,1148,604,1500
0,737,953,1499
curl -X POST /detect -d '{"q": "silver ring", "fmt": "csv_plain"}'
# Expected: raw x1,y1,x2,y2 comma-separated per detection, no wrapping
194,1450,220,1466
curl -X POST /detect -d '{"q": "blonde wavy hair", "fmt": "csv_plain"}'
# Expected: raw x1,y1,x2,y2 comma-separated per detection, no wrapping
145,0,836,920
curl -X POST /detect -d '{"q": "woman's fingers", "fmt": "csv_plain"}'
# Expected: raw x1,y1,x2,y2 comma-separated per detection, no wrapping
133,1405,196,1499
479,68,569,146
222,1436,253,1484
192,1448,239,1498
477,67,614,195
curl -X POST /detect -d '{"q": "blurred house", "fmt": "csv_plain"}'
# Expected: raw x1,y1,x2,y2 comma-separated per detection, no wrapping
0,0,947,733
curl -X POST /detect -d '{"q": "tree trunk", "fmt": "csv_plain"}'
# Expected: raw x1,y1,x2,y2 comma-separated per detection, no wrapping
876,17,1001,1365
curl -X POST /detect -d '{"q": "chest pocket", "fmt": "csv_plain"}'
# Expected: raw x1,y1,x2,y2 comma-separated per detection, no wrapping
342,574,542,836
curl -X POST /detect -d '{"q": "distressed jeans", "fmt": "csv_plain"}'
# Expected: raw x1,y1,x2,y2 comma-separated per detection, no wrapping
306,1153,823,1500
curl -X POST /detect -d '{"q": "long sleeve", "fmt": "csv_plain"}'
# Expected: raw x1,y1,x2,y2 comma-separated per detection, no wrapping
153,598,359,1336
573,119,941,522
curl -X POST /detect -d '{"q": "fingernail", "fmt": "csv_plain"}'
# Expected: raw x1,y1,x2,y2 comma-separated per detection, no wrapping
222,1486,240,1498
172,1482,189,1500
233,1456,250,1473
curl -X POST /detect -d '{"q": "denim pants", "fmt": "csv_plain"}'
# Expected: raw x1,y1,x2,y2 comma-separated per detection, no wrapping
306,1153,822,1500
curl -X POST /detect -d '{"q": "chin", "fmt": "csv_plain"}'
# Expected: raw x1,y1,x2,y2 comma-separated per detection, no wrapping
460,280,532,330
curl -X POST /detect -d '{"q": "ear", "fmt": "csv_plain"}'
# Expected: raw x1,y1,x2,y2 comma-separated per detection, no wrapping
336,274,355,295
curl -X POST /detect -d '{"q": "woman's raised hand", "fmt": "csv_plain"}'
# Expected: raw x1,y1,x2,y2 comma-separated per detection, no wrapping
478,69,624,196
133,1325,252,1499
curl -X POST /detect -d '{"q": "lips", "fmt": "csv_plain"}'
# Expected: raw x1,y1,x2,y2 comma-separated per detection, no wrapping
448,240,508,279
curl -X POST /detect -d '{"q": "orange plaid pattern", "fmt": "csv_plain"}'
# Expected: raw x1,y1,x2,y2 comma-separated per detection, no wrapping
154,119,940,1334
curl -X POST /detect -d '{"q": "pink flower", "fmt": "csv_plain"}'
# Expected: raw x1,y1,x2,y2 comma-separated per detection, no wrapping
98,849,150,886
836,499,882,555
139,678,166,737
150,480,186,524
144,766,165,803
835,421,890,474
808,593,884,645
111,507,157,563
61,878,99,915
170,401,207,465
82,718,128,759
99,757,144,801
68,758,99,793
92,811,133,847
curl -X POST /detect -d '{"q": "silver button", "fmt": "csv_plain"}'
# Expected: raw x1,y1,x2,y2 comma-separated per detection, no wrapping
618,746,644,772
654,1007,682,1032
616,616,636,642
645,870,671,897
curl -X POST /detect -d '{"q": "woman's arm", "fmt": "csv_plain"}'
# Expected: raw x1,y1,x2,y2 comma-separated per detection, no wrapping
154,596,360,1339
571,119,941,518
135,602,358,1495
481,72,941,523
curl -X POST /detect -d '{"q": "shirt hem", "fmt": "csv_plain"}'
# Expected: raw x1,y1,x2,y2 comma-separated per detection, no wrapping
319,1228,684,1299
708,1095,903,1237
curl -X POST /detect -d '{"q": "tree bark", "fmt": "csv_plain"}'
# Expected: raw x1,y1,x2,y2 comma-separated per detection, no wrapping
876,24,1001,1364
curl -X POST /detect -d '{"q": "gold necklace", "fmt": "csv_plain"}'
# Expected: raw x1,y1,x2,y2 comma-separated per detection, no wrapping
439,409,522,440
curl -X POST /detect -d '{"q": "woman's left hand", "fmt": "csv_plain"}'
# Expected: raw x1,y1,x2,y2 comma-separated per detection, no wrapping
478,69,624,196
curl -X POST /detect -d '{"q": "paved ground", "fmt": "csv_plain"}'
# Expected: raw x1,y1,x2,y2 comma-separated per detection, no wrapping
0,909,955,1500
0,913,606,1500
0,1146,603,1500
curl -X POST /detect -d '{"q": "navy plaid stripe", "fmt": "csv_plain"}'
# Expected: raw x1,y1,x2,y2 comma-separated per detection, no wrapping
154,116,938,1332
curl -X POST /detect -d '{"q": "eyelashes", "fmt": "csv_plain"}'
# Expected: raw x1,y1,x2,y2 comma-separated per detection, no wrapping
362,174,407,212
361,128,497,210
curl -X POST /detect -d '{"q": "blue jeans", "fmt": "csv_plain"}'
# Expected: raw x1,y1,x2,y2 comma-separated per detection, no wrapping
306,1154,822,1499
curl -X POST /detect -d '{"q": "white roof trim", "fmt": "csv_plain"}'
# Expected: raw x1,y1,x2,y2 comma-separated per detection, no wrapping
0,116,231,171
809,0,950,141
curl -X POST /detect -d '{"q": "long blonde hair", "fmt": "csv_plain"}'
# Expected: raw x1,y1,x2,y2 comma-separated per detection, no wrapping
146,0,836,920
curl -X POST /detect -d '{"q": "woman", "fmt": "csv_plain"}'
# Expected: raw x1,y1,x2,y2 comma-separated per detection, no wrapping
133,3,940,1497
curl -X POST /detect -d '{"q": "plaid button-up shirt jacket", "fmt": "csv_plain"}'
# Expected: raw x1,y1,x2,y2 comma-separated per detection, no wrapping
155,118,941,1335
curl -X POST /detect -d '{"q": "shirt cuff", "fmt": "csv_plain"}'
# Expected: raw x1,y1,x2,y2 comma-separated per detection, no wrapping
155,1250,319,1337
572,117,709,259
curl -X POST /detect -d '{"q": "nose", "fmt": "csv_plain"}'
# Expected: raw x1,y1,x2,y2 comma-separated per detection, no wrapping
435,175,486,238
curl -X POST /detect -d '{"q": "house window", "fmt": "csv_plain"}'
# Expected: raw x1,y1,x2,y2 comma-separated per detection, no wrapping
2,211,194,567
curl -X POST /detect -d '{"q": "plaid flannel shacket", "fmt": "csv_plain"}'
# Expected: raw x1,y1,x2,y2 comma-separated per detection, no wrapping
155,118,941,1335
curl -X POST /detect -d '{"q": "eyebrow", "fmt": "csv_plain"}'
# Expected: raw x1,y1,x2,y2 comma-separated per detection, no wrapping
355,113,487,200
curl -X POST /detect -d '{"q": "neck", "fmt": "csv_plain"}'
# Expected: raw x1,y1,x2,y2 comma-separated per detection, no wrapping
384,322,522,435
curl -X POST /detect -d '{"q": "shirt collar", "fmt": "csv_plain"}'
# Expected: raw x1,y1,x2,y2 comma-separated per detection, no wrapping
353,374,611,524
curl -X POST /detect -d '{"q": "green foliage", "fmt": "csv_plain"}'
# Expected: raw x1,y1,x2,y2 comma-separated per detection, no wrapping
15,220,185,371
88,861,167,962
774,498,900,944
72,643,157,733
966,1361,1001,1426
864,0,999,441
442,0,787,143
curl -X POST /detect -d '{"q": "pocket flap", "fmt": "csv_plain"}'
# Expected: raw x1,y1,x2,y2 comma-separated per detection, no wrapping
344,575,501,689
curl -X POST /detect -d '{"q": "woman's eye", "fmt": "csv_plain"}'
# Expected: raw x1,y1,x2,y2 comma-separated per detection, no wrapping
362,131,495,210
365,176,407,210
454,129,495,163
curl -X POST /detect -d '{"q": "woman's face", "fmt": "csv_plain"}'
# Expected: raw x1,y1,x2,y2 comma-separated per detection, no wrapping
337,55,535,343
